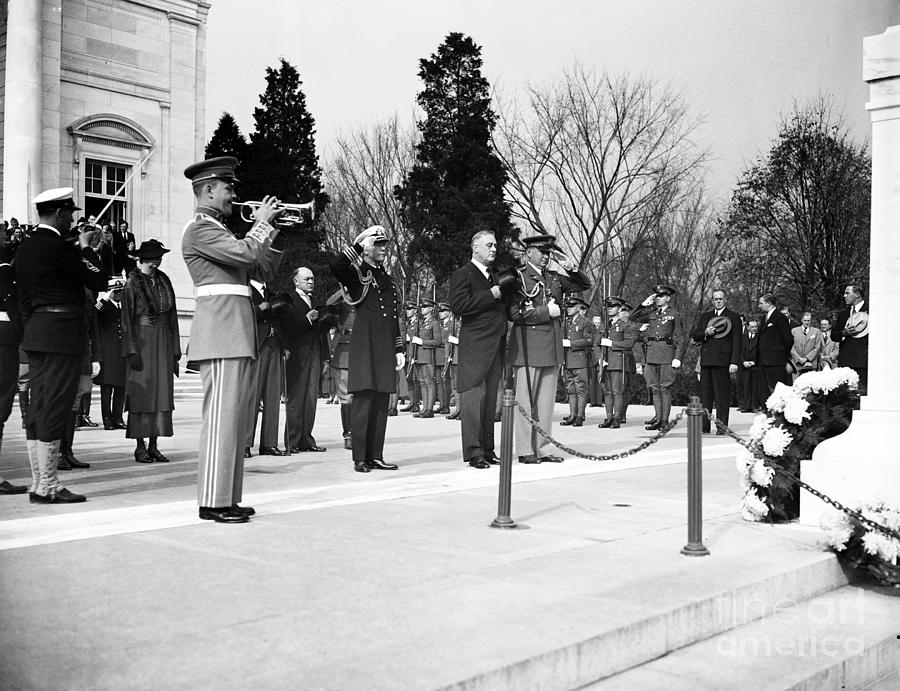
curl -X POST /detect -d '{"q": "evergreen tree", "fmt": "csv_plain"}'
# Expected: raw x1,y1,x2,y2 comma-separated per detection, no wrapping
205,112,248,164
396,32,515,285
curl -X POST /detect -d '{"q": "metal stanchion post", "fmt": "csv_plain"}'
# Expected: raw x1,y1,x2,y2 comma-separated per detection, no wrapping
681,395,710,556
491,388,518,529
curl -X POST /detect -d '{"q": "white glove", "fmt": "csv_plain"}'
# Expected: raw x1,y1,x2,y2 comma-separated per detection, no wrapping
562,338,571,348
448,335,459,345
729,364,738,375
636,363,643,375
642,293,656,307
412,336,423,345
639,323,649,332
600,338,613,348
672,358,681,369
395,353,405,371
547,298,561,318
91,361,101,377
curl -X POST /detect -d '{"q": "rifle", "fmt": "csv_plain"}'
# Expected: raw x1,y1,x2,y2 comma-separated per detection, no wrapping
560,293,570,381
405,282,421,377
597,272,610,383
442,314,456,379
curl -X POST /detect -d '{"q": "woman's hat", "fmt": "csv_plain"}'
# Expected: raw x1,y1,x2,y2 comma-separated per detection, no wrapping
135,239,169,260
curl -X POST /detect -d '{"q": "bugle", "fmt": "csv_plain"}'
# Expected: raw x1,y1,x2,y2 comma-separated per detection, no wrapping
232,200,315,226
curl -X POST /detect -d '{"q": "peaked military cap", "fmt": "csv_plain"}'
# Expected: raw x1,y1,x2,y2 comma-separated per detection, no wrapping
521,234,559,252
33,187,81,212
604,296,625,308
655,284,677,297
421,298,437,308
183,156,240,184
566,296,588,309
437,302,451,312
620,302,634,312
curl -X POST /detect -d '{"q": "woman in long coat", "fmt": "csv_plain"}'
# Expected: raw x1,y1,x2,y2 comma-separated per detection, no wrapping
122,239,181,463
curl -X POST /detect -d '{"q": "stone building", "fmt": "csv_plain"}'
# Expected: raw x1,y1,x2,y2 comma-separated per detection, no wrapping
0,0,209,343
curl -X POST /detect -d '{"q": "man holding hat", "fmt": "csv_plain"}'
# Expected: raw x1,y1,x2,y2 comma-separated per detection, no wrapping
182,156,285,523
14,187,107,503
509,234,591,463
690,289,741,433
630,285,688,430
831,283,868,395
595,296,639,428
331,225,404,472
560,296,594,427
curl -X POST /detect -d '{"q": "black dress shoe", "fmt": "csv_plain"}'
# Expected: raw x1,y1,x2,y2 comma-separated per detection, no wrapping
81,415,99,428
134,448,154,463
571,417,584,427
644,416,658,425
30,487,87,504
244,447,252,458
56,453,73,471
645,422,661,431
65,453,90,469
103,418,114,430
446,411,460,420
518,455,541,464
610,418,620,429
541,455,565,463
412,411,434,418
387,408,398,416
560,417,576,426
437,407,451,414
113,420,127,429
400,403,419,413
199,506,249,523
716,429,726,436
368,459,398,470
484,451,500,465
561,414,573,422
149,449,170,463
297,446,326,452
467,456,490,469
0,480,28,495
258,446,286,456
354,461,371,473
598,419,613,428
231,503,255,516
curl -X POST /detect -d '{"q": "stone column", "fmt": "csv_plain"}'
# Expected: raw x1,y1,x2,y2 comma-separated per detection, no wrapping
1,0,44,223
801,26,900,525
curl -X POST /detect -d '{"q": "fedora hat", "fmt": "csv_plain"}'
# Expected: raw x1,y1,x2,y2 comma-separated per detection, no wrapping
844,311,869,339
707,314,732,339
495,266,522,297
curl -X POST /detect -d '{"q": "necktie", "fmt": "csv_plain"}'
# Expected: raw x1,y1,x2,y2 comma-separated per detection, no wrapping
803,327,808,335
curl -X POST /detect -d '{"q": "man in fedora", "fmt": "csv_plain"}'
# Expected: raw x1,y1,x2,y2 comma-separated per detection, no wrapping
509,234,591,463
182,156,285,523
13,187,107,503
560,296,594,427
631,285,688,430
831,283,868,395
691,289,742,434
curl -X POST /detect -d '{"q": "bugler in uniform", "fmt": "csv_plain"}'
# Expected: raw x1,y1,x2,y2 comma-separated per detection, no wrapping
559,296,594,427
181,157,285,523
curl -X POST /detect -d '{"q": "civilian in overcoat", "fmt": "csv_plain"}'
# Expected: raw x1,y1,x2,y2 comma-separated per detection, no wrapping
691,290,742,433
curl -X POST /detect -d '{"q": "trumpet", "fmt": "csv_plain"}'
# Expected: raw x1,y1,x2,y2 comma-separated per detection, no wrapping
232,200,315,226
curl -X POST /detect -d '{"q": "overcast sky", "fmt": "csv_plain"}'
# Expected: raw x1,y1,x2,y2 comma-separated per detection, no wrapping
204,0,899,201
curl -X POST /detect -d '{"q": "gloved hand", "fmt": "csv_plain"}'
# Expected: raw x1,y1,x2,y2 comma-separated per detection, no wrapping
91,361,101,378
547,298,561,318
128,353,143,371
728,364,738,375
672,358,681,369
395,353,406,372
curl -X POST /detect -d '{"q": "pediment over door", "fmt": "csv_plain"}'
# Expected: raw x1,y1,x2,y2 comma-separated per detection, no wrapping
68,114,155,152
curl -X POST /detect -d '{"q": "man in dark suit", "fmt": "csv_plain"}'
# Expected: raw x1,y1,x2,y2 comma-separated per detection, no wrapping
738,318,766,411
691,289,742,433
756,293,794,394
448,231,508,469
331,225,403,473
14,187,107,504
112,220,136,276
0,247,26,495
831,283,868,395
244,281,286,458
280,266,331,453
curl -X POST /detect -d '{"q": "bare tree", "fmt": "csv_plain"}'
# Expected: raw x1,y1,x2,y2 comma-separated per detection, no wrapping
493,64,708,304
320,114,419,293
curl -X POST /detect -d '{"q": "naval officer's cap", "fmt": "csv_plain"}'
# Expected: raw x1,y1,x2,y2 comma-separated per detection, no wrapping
32,187,81,213
183,156,240,184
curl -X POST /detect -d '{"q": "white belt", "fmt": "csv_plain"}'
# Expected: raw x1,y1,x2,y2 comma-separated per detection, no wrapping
195,284,251,298
0,311,8,322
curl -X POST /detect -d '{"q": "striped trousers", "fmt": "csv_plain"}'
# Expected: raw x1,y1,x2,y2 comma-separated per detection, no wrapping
198,357,255,508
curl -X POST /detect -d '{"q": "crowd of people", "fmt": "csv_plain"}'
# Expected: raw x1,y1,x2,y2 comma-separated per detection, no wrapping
0,155,871,525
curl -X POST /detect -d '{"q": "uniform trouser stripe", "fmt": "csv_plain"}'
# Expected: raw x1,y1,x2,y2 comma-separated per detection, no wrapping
514,365,557,458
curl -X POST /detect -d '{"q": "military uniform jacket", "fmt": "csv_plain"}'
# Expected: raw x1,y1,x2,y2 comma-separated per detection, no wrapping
831,304,868,368
593,317,638,371
181,207,283,361
405,316,419,361
441,316,459,366
629,304,687,365
563,313,594,369
448,261,508,393
14,225,107,356
691,307,742,367
417,316,443,365
507,262,592,368
331,243,402,393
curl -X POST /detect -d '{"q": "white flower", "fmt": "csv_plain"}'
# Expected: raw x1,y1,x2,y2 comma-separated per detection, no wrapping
741,490,769,521
793,370,823,395
749,458,775,487
761,425,793,458
782,397,812,425
735,449,754,489
861,531,900,564
766,382,795,413
748,414,771,442
820,508,853,551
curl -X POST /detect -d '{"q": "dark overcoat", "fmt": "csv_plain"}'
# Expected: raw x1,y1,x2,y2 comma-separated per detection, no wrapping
691,307,742,367
756,310,794,367
448,261,507,393
831,305,868,368
94,299,126,386
331,244,402,393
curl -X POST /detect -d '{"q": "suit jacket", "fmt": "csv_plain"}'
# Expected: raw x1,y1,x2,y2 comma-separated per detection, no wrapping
507,262,592,368
820,331,839,369
740,331,760,368
831,304,868,368
181,207,282,361
756,310,793,367
563,312,594,369
280,290,331,363
112,229,136,275
790,325,823,371
691,307,742,367
449,261,508,393
14,225,108,356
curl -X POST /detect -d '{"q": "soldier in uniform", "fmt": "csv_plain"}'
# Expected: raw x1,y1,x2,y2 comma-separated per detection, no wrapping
401,303,421,413
0,246,26,495
594,296,638,428
630,284,687,430
328,290,356,449
412,297,443,418
559,296,594,427
244,280,287,458
434,302,452,415
14,187,107,504
331,225,404,473
181,156,285,523
508,234,591,463
438,303,458,418
619,302,639,423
